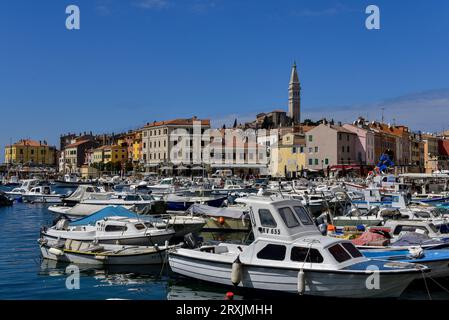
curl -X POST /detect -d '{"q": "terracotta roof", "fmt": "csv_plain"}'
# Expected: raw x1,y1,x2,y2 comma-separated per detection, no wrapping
65,140,91,148
8,139,48,147
145,117,210,128
368,122,409,137
328,125,356,134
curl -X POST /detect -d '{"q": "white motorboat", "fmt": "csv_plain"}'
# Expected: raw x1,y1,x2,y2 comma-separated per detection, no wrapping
81,193,160,211
22,186,62,203
39,239,174,265
48,203,134,217
62,185,113,206
212,179,256,195
54,174,92,188
4,179,41,199
187,203,251,231
169,197,427,298
41,206,175,246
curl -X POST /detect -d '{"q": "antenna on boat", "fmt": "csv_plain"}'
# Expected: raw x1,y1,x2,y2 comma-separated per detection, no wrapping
278,180,285,199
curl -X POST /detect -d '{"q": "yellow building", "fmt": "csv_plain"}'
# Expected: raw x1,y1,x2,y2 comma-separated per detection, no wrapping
4,139,56,166
92,147,106,164
270,133,306,177
132,131,142,162
92,145,128,164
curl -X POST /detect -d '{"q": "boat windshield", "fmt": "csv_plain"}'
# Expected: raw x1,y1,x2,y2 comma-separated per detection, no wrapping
328,244,352,263
293,206,314,225
278,207,300,228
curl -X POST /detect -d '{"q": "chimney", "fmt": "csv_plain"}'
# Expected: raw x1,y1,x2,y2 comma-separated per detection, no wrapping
338,121,342,127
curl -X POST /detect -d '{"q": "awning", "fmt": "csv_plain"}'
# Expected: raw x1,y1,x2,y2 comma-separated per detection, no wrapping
330,165,361,171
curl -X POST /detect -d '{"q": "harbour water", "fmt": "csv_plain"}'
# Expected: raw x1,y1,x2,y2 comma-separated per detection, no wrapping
1,186,449,300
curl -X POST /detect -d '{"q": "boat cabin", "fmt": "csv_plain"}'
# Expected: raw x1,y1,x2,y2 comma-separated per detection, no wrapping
381,220,443,238
29,186,52,195
235,197,367,268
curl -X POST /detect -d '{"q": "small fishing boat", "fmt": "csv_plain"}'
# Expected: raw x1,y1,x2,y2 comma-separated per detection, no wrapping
48,203,134,217
169,197,427,298
54,174,92,188
165,193,227,211
361,247,449,278
187,203,251,231
61,185,113,207
81,193,160,211
22,186,62,203
41,206,175,246
4,179,41,200
38,239,173,265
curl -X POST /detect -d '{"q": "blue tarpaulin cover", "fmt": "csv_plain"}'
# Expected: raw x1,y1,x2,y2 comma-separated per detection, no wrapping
69,206,139,226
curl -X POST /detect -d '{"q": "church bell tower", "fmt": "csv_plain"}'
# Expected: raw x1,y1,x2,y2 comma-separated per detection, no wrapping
288,62,301,125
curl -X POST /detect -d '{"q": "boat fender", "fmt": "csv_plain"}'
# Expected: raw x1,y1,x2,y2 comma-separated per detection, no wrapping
231,258,242,286
218,216,225,225
408,246,424,259
49,247,64,256
297,269,305,295
95,255,108,261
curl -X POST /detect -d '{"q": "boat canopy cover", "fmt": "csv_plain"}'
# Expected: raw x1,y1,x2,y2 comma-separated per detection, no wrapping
188,203,249,219
69,206,138,226
392,232,442,246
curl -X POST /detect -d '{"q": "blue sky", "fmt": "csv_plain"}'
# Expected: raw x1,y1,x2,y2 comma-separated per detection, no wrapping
1,0,449,160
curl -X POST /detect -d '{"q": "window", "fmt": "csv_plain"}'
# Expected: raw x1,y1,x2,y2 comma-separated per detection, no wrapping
347,135,349,141
308,135,312,142
105,225,127,232
291,247,324,263
278,207,300,228
256,244,286,261
293,206,313,225
347,146,350,152
324,158,329,165
292,147,296,154
342,146,345,153
300,147,304,153
258,209,277,228
308,159,313,165
134,223,146,230
328,244,352,263
314,159,318,165
339,133,342,140
341,243,362,258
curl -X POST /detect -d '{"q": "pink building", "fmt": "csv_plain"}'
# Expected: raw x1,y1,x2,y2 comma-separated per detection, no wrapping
343,118,376,166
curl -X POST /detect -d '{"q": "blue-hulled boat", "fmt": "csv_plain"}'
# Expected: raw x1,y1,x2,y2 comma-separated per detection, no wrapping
362,248,449,278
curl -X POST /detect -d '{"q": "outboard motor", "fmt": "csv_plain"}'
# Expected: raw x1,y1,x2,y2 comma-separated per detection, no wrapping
183,233,202,249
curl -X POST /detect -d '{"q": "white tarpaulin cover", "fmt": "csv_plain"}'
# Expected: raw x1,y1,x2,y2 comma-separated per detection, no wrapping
188,203,249,220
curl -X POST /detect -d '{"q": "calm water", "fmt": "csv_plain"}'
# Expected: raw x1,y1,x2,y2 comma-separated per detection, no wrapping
1,186,449,300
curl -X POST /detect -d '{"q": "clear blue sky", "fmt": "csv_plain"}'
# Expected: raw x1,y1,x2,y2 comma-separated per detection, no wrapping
1,0,449,161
